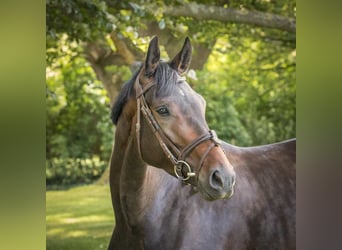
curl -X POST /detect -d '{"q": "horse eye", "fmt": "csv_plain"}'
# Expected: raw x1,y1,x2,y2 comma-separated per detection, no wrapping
156,106,170,116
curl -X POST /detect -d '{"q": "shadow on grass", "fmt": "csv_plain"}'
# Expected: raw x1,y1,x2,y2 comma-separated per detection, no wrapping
47,236,109,250
46,183,93,191
47,221,112,250
46,184,115,250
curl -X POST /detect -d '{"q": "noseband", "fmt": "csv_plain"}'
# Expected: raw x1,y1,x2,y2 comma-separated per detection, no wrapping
135,75,223,182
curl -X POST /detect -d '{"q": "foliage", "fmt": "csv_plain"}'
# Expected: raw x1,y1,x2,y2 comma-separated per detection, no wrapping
193,35,295,146
46,36,113,161
46,0,112,63
46,0,296,56
46,185,113,250
46,37,113,185
46,0,296,183
46,157,108,186
192,71,253,146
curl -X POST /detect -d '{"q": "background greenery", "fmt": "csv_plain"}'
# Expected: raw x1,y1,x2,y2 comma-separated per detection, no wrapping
46,0,296,186
46,185,113,250
46,1,295,248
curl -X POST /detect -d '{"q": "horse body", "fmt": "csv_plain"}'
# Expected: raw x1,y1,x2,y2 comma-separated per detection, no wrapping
109,134,295,249
108,37,295,250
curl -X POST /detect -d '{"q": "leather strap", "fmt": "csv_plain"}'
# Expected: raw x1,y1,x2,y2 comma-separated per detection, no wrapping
180,132,216,160
134,73,225,181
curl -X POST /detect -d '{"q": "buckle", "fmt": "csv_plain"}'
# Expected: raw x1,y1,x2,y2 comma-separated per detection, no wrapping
210,130,221,145
174,160,196,181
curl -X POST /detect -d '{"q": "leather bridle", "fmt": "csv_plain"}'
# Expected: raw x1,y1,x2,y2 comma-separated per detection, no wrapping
135,74,223,182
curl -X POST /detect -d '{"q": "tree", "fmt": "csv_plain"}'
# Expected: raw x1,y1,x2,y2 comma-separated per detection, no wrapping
46,0,296,184
163,2,295,33
47,0,295,103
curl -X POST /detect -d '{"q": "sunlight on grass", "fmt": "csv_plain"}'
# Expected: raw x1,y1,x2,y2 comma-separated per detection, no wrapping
65,230,88,237
46,184,115,250
48,228,64,236
61,215,112,224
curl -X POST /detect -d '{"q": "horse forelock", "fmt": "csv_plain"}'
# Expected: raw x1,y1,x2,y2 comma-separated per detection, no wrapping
154,62,179,98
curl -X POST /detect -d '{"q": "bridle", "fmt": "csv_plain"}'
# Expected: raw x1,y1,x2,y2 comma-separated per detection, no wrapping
135,73,223,182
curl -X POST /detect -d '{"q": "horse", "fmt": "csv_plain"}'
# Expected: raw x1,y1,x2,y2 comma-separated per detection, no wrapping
108,36,296,250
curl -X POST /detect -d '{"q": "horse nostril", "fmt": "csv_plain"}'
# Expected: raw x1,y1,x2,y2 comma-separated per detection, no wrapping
210,170,224,190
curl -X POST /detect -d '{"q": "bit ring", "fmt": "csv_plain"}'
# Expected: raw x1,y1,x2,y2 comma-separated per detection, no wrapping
174,160,195,181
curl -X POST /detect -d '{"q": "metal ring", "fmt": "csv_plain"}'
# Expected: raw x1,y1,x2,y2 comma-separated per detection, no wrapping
173,160,196,181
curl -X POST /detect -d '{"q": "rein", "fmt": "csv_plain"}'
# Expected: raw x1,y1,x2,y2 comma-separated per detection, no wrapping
134,74,223,182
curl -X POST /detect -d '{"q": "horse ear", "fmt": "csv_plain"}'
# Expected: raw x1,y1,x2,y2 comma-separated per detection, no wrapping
145,36,160,77
170,37,192,75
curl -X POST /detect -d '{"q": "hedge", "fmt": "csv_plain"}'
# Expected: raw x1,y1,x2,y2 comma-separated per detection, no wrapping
46,156,108,186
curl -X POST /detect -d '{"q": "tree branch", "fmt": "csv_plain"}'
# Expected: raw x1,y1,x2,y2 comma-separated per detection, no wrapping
110,32,140,64
138,21,216,70
163,3,295,33
84,32,146,105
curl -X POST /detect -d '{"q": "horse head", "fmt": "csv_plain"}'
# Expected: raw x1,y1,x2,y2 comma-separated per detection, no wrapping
130,36,235,200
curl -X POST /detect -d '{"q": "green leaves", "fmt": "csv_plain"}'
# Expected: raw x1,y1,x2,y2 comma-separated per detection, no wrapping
46,0,296,184
46,39,112,162
192,33,295,146
46,0,111,59
46,157,108,185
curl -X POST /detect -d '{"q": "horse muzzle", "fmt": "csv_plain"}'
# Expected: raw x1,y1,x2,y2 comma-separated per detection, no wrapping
198,164,236,201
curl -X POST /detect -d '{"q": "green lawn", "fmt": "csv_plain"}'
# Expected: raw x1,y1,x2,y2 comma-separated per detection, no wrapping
46,184,115,250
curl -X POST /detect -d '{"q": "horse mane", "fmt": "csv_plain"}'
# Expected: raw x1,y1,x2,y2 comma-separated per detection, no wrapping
110,65,141,125
111,62,179,125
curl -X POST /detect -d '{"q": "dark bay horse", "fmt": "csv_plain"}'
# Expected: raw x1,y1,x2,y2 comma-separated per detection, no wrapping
108,36,296,250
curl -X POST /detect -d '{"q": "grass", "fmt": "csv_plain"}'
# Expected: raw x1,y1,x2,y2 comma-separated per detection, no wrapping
46,184,115,250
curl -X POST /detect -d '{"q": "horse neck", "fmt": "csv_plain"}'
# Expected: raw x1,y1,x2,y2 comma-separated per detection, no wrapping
116,110,159,230
109,99,137,196
222,141,295,207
